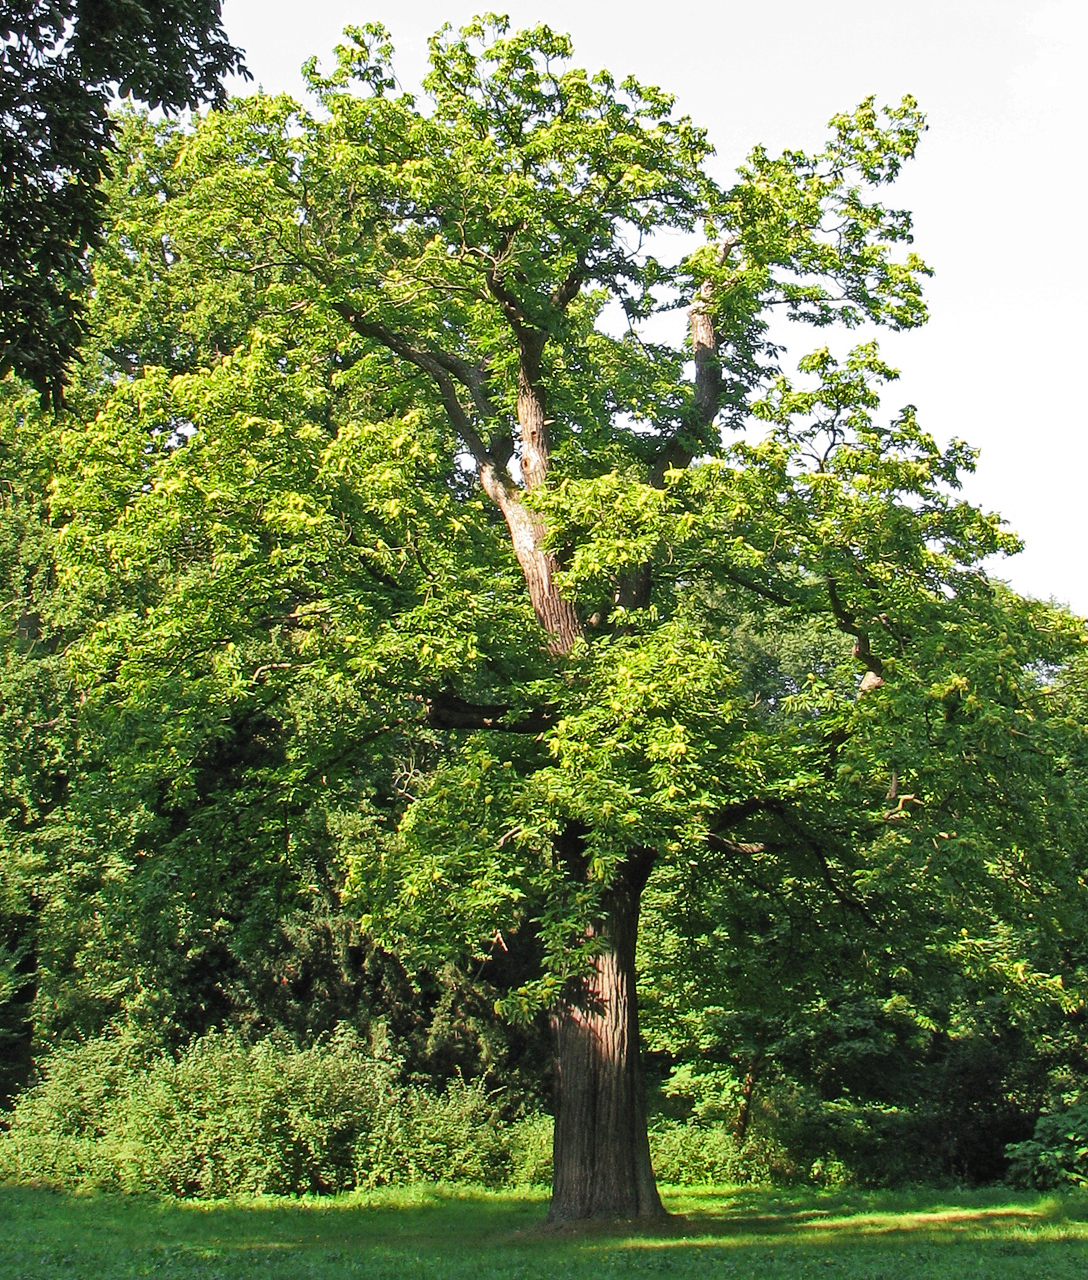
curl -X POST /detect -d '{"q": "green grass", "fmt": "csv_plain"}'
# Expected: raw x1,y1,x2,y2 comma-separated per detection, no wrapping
2,1183,1087,1279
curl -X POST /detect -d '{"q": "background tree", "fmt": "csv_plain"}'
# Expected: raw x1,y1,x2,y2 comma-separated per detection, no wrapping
0,0,247,403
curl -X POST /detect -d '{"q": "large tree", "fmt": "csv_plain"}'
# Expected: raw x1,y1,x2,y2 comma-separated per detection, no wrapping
0,0,247,402
6,18,1087,1219
165,20,937,1218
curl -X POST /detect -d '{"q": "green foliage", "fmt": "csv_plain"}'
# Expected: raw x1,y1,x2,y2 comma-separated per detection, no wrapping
0,1026,514,1195
505,1112,554,1187
483,1113,795,1190
648,1122,795,1187
0,1,247,401
1007,1103,1088,1190
2,15,1088,1200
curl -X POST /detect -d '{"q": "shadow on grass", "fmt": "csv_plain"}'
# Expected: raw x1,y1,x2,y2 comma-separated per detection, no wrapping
519,1185,1088,1249
0,1182,551,1257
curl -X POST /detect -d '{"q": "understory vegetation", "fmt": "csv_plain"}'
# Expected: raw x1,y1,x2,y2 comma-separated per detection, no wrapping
0,1023,1080,1196
0,1027,531,1195
0,1026,787,1196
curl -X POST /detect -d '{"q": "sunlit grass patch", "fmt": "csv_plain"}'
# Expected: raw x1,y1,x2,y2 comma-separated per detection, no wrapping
2,1183,1087,1279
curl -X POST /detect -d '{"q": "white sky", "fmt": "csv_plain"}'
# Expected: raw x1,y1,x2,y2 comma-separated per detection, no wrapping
221,1,1087,613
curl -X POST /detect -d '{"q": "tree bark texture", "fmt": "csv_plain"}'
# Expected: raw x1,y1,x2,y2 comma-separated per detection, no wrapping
516,331,550,493
688,289,719,430
549,850,665,1221
479,462,583,656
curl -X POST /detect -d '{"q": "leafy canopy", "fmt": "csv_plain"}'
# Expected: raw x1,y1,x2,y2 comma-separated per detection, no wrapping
2,20,1086,1117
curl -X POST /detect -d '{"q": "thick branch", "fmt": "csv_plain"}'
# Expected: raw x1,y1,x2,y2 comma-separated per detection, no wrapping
826,575,884,691
516,330,549,491
478,259,552,489
625,285,726,604
428,348,501,421
647,278,727,486
478,464,583,655
550,261,586,311
648,436,696,489
334,302,580,654
425,692,553,734
710,796,878,927
715,564,806,611
484,268,533,342
688,285,722,433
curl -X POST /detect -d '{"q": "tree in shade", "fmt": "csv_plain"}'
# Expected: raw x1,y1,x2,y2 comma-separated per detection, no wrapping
0,0,246,403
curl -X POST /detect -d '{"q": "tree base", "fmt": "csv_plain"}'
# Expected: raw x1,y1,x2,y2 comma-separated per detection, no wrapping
546,1201,670,1224
548,849,664,1226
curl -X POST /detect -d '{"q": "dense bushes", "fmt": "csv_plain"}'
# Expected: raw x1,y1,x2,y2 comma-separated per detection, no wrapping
0,1027,519,1196
9,1025,1062,1197
1006,1103,1088,1189
0,1028,819,1197
647,1121,796,1186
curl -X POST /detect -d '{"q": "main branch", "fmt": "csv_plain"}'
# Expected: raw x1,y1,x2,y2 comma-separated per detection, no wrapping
336,303,582,655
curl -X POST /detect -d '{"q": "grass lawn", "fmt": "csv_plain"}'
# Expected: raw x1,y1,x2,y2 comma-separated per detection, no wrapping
1,1182,1086,1279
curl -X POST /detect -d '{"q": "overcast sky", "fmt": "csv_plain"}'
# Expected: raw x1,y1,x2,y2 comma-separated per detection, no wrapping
221,1,1087,613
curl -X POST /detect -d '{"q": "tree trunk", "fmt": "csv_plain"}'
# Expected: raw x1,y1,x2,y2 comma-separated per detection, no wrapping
549,850,665,1221
479,462,583,655
733,1051,763,1143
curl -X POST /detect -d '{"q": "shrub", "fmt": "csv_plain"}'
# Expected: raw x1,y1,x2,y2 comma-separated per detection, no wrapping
648,1121,796,1186
777,1096,936,1187
0,1027,155,1189
0,1026,511,1196
371,1078,512,1188
1006,1103,1088,1189
507,1113,554,1187
5,1028,903,1197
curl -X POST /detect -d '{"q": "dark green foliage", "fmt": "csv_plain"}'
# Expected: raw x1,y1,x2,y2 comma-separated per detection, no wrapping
0,1,247,401
0,905,35,1107
780,1009,1047,1184
1007,1102,1088,1190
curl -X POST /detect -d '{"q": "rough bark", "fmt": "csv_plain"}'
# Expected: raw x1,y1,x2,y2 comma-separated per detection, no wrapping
549,848,665,1221
515,330,550,492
